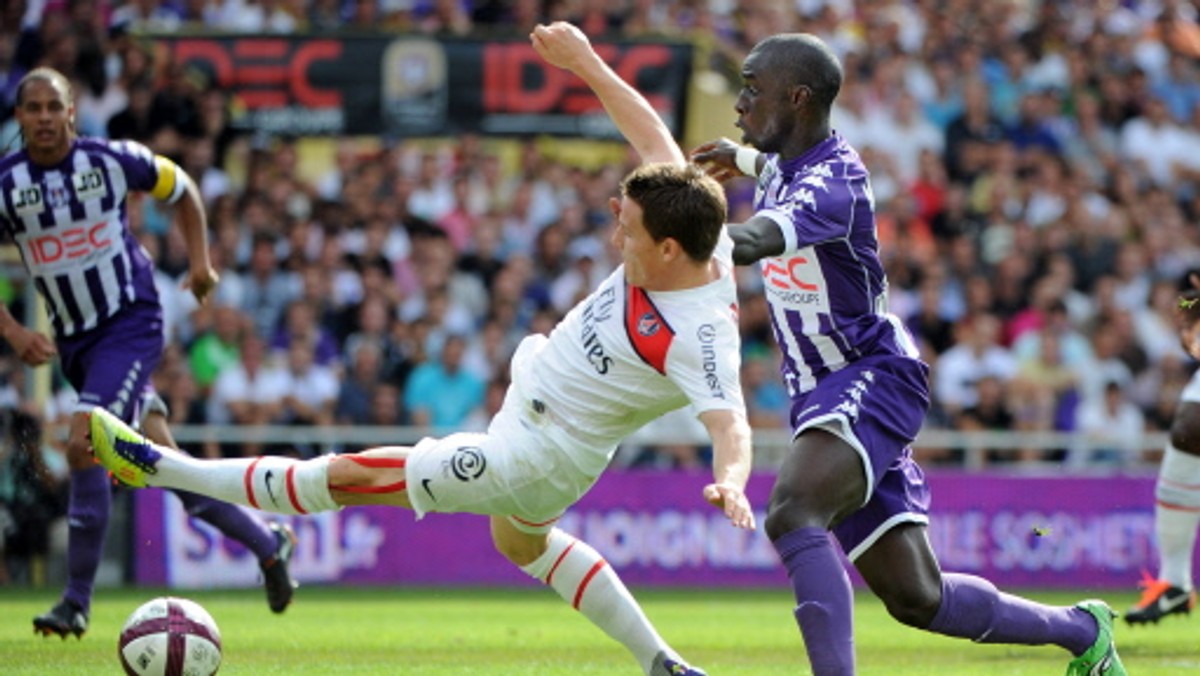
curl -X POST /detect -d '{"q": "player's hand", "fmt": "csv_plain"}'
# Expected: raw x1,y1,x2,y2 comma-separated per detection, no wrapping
10,326,56,366
183,266,220,305
690,138,745,183
530,22,595,73
703,482,755,530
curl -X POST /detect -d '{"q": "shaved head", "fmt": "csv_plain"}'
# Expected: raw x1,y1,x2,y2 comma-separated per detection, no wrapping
750,34,843,111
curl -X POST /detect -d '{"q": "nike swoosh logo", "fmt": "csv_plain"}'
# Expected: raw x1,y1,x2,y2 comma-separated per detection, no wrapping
264,470,279,506
421,478,437,502
1157,593,1190,613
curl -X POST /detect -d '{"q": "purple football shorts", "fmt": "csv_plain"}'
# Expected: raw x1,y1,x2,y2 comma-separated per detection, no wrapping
56,301,164,424
790,354,932,560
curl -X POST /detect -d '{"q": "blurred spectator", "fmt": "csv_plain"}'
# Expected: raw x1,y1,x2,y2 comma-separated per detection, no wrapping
1009,330,1080,462
1073,379,1147,468
954,375,1015,466
208,333,289,457
271,300,340,368
335,341,387,426
187,304,245,393
936,314,1017,421
278,336,340,456
240,233,302,339
403,333,484,430
0,410,68,586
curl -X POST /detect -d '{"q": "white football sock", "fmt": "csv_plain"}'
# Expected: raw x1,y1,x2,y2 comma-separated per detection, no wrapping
149,449,338,515
520,529,673,675
1155,444,1200,590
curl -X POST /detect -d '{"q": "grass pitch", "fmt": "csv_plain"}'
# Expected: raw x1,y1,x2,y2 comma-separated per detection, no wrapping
2,586,1197,674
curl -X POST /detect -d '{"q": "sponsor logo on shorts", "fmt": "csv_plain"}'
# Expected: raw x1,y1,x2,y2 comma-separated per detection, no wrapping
448,446,486,481
420,478,437,502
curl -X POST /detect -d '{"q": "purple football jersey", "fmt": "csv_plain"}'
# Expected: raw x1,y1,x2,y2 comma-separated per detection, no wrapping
0,138,164,337
751,132,922,397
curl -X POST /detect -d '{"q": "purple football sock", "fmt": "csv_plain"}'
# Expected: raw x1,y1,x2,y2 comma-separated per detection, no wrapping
774,526,855,676
176,490,277,561
64,466,112,612
927,573,1095,656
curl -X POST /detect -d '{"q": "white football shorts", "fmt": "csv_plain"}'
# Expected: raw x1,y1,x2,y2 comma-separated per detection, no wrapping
404,385,615,534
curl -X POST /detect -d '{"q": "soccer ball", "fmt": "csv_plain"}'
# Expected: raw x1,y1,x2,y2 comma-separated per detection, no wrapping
118,597,222,676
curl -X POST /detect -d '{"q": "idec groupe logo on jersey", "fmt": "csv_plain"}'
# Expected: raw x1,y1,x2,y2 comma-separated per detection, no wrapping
762,246,830,312
20,222,115,267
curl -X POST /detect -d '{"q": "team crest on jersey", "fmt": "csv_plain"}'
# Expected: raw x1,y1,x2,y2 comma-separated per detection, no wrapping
637,313,660,337
9,186,42,215
625,284,675,375
72,169,107,202
45,185,70,209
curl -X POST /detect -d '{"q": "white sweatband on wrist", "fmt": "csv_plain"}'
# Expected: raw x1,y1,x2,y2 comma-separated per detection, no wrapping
735,146,760,176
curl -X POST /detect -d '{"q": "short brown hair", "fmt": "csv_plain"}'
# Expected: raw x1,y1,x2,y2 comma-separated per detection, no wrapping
15,67,73,106
620,162,727,263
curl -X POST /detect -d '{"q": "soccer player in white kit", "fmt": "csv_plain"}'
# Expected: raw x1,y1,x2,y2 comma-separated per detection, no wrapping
90,23,753,676
1127,283,1200,625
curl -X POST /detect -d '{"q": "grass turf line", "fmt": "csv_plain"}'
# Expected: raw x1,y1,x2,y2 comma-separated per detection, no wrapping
2,587,1196,674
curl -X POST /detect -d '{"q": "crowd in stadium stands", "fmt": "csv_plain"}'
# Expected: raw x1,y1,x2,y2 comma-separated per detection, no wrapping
1,0,1200,491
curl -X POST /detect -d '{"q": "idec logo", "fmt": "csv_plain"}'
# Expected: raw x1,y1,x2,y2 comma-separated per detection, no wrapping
482,43,673,115
161,38,343,109
23,223,113,265
763,257,819,291
762,249,829,310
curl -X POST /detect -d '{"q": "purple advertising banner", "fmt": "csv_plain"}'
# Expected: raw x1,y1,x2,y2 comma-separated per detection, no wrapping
132,470,1163,589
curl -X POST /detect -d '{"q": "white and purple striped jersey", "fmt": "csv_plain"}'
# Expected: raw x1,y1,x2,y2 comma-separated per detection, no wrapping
0,138,186,338
750,132,921,397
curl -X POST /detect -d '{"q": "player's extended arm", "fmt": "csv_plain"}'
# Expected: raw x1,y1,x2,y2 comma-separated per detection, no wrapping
728,215,785,266
530,22,685,167
0,304,56,366
174,172,219,304
697,408,755,530
149,155,219,304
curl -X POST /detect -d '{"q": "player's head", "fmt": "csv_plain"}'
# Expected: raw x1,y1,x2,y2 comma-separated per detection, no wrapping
736,33,842,154
1176,289,1200,359
14,67,76,162
611,162,727,288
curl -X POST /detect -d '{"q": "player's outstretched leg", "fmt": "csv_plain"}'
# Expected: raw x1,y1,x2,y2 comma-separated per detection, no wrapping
496,519,706,676
89,407,338,515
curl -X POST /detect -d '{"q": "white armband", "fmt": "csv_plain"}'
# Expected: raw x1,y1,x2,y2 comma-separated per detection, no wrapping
735,146,760,177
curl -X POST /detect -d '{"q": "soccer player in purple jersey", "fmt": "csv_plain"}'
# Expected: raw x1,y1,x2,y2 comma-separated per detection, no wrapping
692,34,1126,675
0,68,297,639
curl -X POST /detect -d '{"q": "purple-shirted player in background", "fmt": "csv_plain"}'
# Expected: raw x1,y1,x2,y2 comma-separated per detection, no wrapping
692,34,1126,675
0,68,297,639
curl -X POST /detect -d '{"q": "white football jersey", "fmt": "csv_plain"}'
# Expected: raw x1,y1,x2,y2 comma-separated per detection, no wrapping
512,231,744,457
